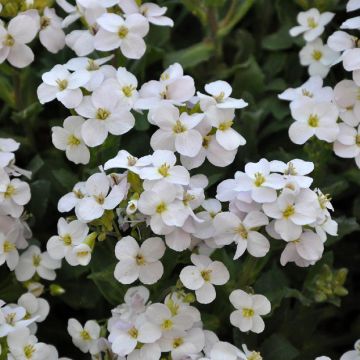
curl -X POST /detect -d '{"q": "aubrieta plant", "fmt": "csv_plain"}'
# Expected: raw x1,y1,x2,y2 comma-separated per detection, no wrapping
0,0,359,359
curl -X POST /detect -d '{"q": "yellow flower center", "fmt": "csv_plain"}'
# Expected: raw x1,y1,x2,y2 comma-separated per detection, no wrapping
77,251,90,258
127,156,137,166
122,85,135,98
218,120,233,131
80,330,91,341
312,50,323,61
118,26,129,39
96,108,110,120
283,162,297,175
67,134,81,146
5,312,16,325
247,352,263,360
32,254,41,267
156,202,167,214
161,319,173,330
56,79,68,91
158,164,170,177
40,16,50,29
201,269,212,282
308,114,319,127
307,17,317,29
3,240,15,253
318,193,331,210
302,89,313,97
128,327,138,339
24,344,36,359
242,307,255,318
254,172,266,187
202,135,211,149
3,34,15,47
356,134,360,146
166,299,179,316
136,254,145,265
214,91,225,102
236,224,248,239
283,205,295,219
173,120,186,134
86,59,99,71
172,337,184,348
95,194,105,205
4,184,15,198
62,234,72,246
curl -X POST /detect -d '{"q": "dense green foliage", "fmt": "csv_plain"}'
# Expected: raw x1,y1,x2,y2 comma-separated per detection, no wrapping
0,0,359,359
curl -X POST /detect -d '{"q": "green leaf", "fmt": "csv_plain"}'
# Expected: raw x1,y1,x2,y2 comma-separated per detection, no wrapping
261,334,300,360
28,179,51,221
326,216,360,246
164,42,214,69
262,26,293,51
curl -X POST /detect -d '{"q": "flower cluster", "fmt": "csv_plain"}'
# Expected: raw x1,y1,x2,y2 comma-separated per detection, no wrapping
67,285,265,359
284,0,360,168
0,294,68,359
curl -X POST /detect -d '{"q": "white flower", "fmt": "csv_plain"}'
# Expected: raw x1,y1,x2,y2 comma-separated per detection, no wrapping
180,254,230,304
229,290,271,333
205,107,246,150
52,116,90,165
139,150,190,185
278,76,334,107
333,80,360,126
214,211,270,259
299,38,339,78
65,29,96,57
15,245,60,282
289,100,339,144
95,13,149,59
158,327,205,360
0,168,31,218
0,304,34,337
280,230,324,267
47,218,89,265
263,188,319,241
7,327,52,359
0,229,19,270
68,318,101,354
76,83,135,147
114,236,165,285
340,339,360,360
77,0,118,8
37,64,90,109
108,317,161,357
104,150,152,174
270,159,314,188
75,172,128,222
233,158,285,203
37,7,66,53
65,55,114,91
193,199,222,240
150,104,204,157
136,63,195,109
17,293,49,331
103,67,139,108
198,80,248,111
58,181,86,212
348,0,360,11
145,302,194,334
289,8,334,41
138,180,188,234
333,123,360,168
120,0,174,27
0,14,38,68
0,138,19,167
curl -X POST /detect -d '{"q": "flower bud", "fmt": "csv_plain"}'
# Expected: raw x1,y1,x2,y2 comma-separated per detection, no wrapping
50,284,66,296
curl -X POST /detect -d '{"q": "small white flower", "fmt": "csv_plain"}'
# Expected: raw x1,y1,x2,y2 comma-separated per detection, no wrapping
289,8,334,41
52,116,90,165
104,150,152,174
114,236,165,285
229,290,271,333
333,123,360,168
68,318,101,354
15,245,61,282
214,211,270,259
289,99,339,144
0,304,34,337
340,339,360,360
57,181,86,213
180,254,230,304
0,138,19,168
95,13,149,59
120,0,174,27
76,83,135,147
300,38,340,78
198,80,248,111
75,172,128,222
0,14,38,68
37,64,90,109
0,230,19,270
280,230,324,267
47,218,89,265
150,104,204,157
